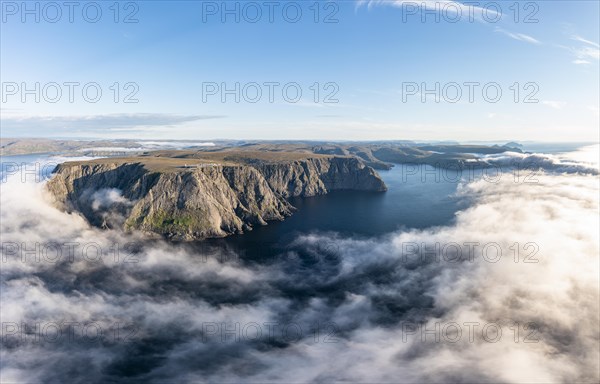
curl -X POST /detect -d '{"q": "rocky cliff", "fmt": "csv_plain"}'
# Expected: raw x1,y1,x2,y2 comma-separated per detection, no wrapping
47,153,387,240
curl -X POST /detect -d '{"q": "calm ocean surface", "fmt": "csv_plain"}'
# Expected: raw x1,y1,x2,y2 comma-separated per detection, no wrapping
202,164,466,262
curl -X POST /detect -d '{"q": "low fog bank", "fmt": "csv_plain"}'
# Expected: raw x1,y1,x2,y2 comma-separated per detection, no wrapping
1,149,598,383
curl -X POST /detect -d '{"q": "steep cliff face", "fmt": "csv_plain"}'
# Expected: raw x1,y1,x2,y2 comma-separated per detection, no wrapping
255,157,386,197
47,156,386,240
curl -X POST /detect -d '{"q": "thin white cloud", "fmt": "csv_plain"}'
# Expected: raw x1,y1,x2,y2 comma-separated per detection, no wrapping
0,113,226,137
573,59,591,65
563,34,600,64
542,100,566,110
359,2,546,47
574,46,600,61
495,28,541,44
571,35,600,48
357,0,500,21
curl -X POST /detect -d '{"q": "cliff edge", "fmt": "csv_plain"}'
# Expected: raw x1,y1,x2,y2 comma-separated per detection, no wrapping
47,151,387,240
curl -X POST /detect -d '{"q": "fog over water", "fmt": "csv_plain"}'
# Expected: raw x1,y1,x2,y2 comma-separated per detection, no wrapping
1,145,598,383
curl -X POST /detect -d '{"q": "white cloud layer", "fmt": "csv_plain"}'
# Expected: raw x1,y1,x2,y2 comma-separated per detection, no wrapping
1,149,598,383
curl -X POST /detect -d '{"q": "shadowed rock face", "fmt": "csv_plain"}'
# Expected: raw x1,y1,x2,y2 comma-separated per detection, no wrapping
47,153,387,240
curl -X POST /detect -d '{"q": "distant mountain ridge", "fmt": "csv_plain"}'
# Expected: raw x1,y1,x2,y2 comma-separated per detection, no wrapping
1,138,522,168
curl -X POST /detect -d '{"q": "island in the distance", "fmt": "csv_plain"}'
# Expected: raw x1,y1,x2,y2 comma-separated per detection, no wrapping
47,150,387,240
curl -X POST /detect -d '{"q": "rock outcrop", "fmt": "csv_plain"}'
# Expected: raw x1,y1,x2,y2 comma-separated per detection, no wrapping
47,153,387,240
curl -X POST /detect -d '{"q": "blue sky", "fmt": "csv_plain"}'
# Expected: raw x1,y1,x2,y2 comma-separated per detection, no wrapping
1,0,599,141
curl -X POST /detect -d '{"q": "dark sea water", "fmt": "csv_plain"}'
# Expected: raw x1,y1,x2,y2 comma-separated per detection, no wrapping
203,165,465,262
